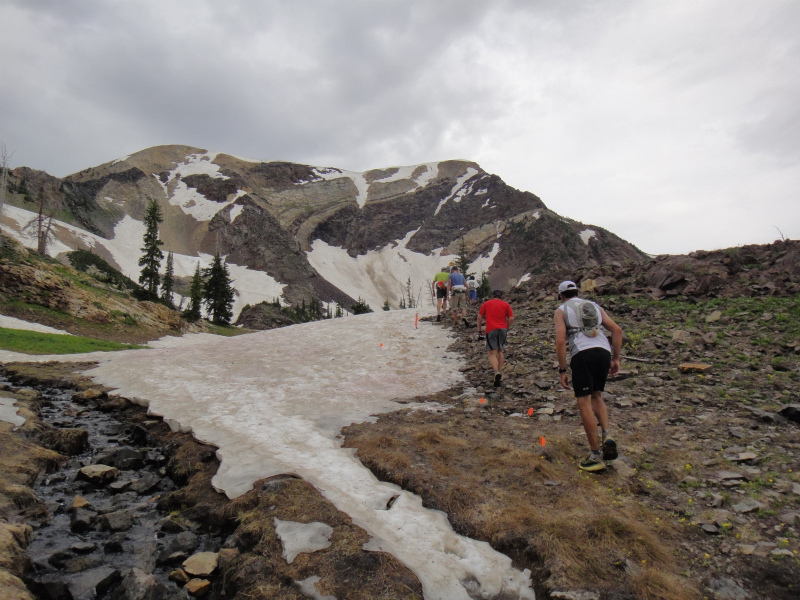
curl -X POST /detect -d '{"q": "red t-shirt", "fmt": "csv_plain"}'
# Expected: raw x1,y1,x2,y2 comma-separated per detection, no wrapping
479,298,513,333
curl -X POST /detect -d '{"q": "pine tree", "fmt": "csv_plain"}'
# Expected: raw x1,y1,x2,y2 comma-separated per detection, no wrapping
477,271,492,300
138,199,164,298
203,253,235,324
456,238,471,276
382,299,391,311
182,262,204,322
160,251,175,307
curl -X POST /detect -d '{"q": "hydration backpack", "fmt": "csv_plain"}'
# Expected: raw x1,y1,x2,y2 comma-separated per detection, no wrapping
563,298,602,338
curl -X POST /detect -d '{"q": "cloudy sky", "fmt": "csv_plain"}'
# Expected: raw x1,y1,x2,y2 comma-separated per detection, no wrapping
1,0,798,255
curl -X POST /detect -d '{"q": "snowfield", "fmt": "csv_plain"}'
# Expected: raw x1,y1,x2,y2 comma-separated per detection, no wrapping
0,311,536,599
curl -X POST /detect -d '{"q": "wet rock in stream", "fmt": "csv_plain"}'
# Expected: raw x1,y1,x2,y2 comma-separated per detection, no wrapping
10,382,225,600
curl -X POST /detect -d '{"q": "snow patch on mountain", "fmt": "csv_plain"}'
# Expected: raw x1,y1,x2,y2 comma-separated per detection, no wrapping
307,232,502,311
434,168,478,216
307,230,452,310
173,152,228,179
579,229,596,244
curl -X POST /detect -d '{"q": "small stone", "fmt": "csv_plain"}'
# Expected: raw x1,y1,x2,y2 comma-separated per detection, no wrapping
705,310,722,323
738,545,755,555
792,483,800,495
732,499,763,514
70,508,97,534
65,566,119,599
771,548,794,557
71,542,96,554
709,577,748,600
735,452,757,463
535,381,551,390
185,578,212,598
717,471,747,481
130,471,160,494
701,523,720,535
679,363,712,373
70,495,91,510
217,548,240,569
169,569,190,585
108,480,132,494
538,408,554,415
103,532,126,553
183,552,219,577
102,509,134,531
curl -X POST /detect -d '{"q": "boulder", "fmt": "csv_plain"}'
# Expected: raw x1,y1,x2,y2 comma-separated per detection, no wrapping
77,465,119,486
66,566,120,599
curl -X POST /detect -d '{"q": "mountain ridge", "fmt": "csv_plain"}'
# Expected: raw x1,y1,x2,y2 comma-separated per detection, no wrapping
1,145,646,316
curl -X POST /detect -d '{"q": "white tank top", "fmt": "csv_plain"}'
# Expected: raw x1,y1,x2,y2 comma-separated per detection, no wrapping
559,300,611,358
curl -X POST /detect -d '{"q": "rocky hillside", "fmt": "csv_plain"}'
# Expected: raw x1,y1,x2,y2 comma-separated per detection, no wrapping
0,237,187,344
2,145,646,315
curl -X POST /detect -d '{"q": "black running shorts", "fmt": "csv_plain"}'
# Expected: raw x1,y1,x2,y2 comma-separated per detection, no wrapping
486,328,507,351
569,347,611,397
436,288,448,299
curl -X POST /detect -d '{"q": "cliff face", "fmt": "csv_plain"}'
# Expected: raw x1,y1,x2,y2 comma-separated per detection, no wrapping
2,145,647,312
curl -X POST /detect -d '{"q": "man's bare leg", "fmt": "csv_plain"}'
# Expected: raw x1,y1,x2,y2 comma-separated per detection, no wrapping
576,395,601,452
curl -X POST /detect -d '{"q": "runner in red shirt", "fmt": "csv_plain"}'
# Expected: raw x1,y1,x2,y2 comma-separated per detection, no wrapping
477,290,514,387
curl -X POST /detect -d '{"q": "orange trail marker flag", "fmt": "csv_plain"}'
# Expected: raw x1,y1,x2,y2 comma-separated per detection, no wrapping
539,436,546,447
415,313,419,329
527,408,534,417
479,398,486,404
380,343,383,347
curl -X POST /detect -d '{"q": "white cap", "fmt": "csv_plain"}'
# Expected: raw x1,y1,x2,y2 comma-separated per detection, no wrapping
558,280,577,293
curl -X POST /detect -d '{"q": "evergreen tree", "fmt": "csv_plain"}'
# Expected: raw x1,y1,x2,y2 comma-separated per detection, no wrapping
182,263,204,321
203,253,235,324
477,272,492,300
138,199,164,297
382,299,391,311
351,297,373,314
160,251,175,307
456,238,471,276
405,277,416,308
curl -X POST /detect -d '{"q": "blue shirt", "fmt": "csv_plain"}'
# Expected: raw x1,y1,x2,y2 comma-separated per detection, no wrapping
449,273,465,287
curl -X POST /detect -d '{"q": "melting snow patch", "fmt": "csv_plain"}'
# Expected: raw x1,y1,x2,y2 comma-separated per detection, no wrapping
82,310,536,600
295,576,336,600
579,229,596,245
229,204,244,222
274,519,334,563
481,197,492,208
172,152,228,179
0,397,26,427
516,273,531,287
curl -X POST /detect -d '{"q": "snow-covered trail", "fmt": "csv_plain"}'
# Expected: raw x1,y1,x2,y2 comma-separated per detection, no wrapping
1,310,536,599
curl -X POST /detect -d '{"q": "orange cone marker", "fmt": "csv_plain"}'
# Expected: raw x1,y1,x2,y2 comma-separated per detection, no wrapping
479,398,486,404
539,436,547,446
527,408,534,417
380,343,383,347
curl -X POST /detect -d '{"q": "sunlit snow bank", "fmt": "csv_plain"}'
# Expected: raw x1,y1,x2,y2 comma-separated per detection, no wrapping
0,205,285,318
72,311,535,600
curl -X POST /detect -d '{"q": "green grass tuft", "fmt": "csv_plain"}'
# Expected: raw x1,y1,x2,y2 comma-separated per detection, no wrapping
0,327,145,354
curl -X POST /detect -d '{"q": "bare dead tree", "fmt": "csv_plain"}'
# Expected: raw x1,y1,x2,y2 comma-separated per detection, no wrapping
773,225,787,241
22,183,56,254
0,141,11,248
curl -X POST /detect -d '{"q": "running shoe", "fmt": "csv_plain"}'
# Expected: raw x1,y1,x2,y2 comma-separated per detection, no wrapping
437,314,441,322
462,317,470,327
493,372,502,387
602,436,618,462
579,455,606,472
